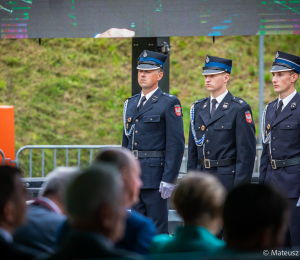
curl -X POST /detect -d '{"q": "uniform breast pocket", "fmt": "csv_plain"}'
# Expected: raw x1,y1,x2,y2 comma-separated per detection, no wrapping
143,115,161,133
125,115,134,131
214,122,234,144
279,122,299,143
195,124,206,139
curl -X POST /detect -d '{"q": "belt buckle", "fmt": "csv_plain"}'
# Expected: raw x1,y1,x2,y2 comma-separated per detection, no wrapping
271,159,277,170
204,159,211,169
132,150,138,159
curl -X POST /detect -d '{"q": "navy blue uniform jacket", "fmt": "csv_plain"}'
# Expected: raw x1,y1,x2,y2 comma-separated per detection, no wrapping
260,92,300,198
187,91,256,191
122,87,185,189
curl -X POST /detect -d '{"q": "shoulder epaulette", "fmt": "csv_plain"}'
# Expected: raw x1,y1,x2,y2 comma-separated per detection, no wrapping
268,98,278,105
232,96,248,106
127,93,139,100
162,92,176,98
194,97,208,105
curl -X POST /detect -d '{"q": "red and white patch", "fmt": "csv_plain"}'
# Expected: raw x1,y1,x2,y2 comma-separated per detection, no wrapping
174,105,182,116
245,111,252,123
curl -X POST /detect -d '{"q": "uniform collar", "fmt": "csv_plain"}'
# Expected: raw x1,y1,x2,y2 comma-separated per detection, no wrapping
39,196,63,215
140,87,158,102
0,227,13,244
210,89,228,104
278,89,297,109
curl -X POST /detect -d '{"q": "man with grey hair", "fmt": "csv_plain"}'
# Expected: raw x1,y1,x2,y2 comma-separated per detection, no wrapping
14,167,80,254
46,163,137,260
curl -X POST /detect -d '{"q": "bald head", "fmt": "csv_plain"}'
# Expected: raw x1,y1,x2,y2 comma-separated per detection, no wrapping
95,148,142,207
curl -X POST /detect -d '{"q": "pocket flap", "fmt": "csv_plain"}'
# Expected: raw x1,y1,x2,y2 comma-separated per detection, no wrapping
279,122,298,130
149,158,164,167
143,115,160,123
214,122,232,130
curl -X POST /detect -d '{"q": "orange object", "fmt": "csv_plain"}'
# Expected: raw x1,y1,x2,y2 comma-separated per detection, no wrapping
0,106,15,165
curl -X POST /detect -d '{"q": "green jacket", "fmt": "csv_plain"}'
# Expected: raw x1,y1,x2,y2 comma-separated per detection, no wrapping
150,226,225,254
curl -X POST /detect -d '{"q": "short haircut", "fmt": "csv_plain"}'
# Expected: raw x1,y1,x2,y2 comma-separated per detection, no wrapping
223,184,289,242
94,149,131,172
290,70,299,83
173,172,226,223
157,68,163,74
39,167,81,198
0,166,23,219
66,163,122,224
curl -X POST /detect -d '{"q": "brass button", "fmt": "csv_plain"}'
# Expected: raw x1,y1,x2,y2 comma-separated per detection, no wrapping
221,126,224,129
273,137,276,140
206,140,209,143
135,131,138,134
273,148,275,151
207,151,210,155
136,119,138,122
206,128,208,132
134,143,137,146
150,118,153,121
287,125,290,128
273,127,276,130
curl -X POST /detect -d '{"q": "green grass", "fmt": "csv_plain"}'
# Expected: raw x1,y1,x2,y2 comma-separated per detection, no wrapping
1,35,300,176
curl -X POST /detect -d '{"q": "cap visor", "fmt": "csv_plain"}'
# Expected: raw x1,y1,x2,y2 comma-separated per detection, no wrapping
270,65,293,73
202,69,226,75
137,64,160,70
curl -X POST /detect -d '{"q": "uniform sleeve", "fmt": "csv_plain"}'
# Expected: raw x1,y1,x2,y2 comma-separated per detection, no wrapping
162,98,185,184
187,121,198,171
122,129,128,148
259,143,269,184
234,104,256,186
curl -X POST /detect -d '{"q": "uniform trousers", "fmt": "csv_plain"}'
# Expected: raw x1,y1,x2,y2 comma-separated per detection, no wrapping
132,188,168,234
283,198,300,248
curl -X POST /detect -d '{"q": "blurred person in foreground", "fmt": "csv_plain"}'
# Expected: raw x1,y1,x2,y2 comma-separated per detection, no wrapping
0,166,36,260
95,148,156,254
223,184,289,255
151,172,226,254
14,167,80,254
45,163,138,260
57,149,156,254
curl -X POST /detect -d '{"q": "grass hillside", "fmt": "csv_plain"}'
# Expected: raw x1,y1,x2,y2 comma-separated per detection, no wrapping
0,35,300,176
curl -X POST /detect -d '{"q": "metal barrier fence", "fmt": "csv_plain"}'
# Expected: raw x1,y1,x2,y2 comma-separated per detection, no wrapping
1,144,263,177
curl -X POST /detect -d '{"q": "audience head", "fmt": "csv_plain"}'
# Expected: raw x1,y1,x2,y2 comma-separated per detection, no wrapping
0,166,27,234
173,172,226,235
223,184,289,251
66,163,125,242
39,167,81,214
95,148,142,207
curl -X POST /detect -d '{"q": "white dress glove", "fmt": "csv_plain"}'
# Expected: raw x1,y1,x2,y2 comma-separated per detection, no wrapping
159,181,175,199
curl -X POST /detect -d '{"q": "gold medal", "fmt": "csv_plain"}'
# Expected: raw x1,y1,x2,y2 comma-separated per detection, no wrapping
126,123,129,129
128,117,132,123
201,125,205,131
267,124,270,130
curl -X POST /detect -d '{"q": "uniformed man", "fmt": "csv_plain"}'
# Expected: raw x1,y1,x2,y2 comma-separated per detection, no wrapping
187,55,256,191
122,50,185,234
260,51,300,247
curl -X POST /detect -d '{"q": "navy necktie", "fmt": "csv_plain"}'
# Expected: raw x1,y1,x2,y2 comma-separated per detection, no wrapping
138,96,147,112
211,99,218,117
276,100,283,118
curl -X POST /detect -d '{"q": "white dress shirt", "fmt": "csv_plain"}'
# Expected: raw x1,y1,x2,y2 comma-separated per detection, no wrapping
278,90,297,110
210,90,228,113
137,87,158,107
39,196,62,215
0,227,13,243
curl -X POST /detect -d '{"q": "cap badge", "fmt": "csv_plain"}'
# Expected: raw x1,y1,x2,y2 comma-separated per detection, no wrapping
276,52,279,58
206,56,210,64
143,51,147,58
201,125,205,131
267,124,270,130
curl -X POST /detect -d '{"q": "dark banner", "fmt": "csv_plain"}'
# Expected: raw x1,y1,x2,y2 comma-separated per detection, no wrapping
1,0,300,39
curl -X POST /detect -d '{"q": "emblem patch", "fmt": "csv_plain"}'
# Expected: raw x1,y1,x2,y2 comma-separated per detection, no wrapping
223,102,228,109
267,124,270,130
206,56,210,64
201,125,205,131
203,102,208,108
276,52,279,58
174,105,182,116
128,117,132,123
245,110,252,123
143,51,147,58
291,102,296,108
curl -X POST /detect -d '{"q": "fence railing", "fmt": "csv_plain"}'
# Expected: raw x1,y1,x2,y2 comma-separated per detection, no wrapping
1,145,263,177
